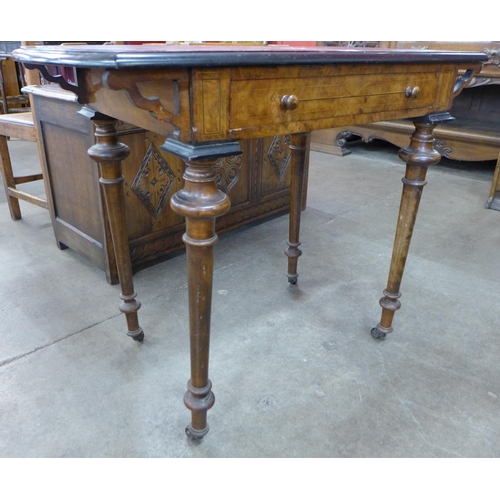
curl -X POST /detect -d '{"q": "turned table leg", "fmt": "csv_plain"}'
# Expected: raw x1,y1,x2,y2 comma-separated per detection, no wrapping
285,132,309,284
371,114,451,340
88,115,144,342
167,139,240,439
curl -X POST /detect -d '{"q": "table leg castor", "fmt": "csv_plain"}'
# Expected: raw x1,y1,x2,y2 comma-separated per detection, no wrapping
185,424,210,440
371,326,387,340
130,330,145,342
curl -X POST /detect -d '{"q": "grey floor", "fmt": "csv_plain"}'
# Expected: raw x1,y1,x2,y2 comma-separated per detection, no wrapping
1,137,499,458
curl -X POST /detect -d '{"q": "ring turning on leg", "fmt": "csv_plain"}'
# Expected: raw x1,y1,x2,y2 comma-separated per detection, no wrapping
184,380,215,439
371,289,401,339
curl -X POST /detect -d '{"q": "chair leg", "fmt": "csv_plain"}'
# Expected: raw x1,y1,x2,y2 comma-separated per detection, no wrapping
0,134,22,220
485,152,500,211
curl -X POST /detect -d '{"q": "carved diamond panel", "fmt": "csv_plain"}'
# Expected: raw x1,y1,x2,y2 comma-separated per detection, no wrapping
266,135,291,180
131,143,175,218
214,155,242,193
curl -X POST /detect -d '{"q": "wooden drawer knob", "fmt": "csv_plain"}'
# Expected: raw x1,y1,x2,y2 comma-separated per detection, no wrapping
281,94,299,110
405,86,421,98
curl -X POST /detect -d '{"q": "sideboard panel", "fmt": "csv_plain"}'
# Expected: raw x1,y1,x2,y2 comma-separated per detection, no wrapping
32,86,307,283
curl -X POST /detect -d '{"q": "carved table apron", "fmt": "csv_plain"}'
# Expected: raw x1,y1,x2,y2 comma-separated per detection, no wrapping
13,45,487,439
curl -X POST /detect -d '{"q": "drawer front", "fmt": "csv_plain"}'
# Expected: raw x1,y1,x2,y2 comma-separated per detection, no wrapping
228,65,448,137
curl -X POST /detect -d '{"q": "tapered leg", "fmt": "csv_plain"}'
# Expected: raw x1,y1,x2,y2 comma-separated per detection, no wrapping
88,116,144,342
285,132,309,284
371,115,448,340
168,139,239,439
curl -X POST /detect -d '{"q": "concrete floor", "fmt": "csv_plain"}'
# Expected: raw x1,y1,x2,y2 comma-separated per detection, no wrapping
1,137,499,458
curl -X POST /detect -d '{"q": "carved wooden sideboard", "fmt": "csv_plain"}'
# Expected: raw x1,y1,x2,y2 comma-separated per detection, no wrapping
310,41,500,210
27,84,307,284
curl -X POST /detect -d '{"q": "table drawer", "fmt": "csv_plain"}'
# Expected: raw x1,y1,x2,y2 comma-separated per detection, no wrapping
229,68,441,132
191,64,457,141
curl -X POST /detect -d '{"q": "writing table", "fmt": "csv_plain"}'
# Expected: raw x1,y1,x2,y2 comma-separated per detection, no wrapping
13,45,487,439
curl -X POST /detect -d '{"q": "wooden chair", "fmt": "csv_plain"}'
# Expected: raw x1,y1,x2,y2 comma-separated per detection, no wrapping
0,111,47,219
0,42,48,220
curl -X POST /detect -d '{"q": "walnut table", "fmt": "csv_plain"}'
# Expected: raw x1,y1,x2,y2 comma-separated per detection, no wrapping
13,45,487,439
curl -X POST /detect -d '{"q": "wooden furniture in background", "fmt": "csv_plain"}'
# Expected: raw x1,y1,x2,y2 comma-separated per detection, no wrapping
0,43,47,220
310,41,500,210
488,160,500,210
0,112,47,219
0,54,30,114
14,44,486,439
25,84,308,285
